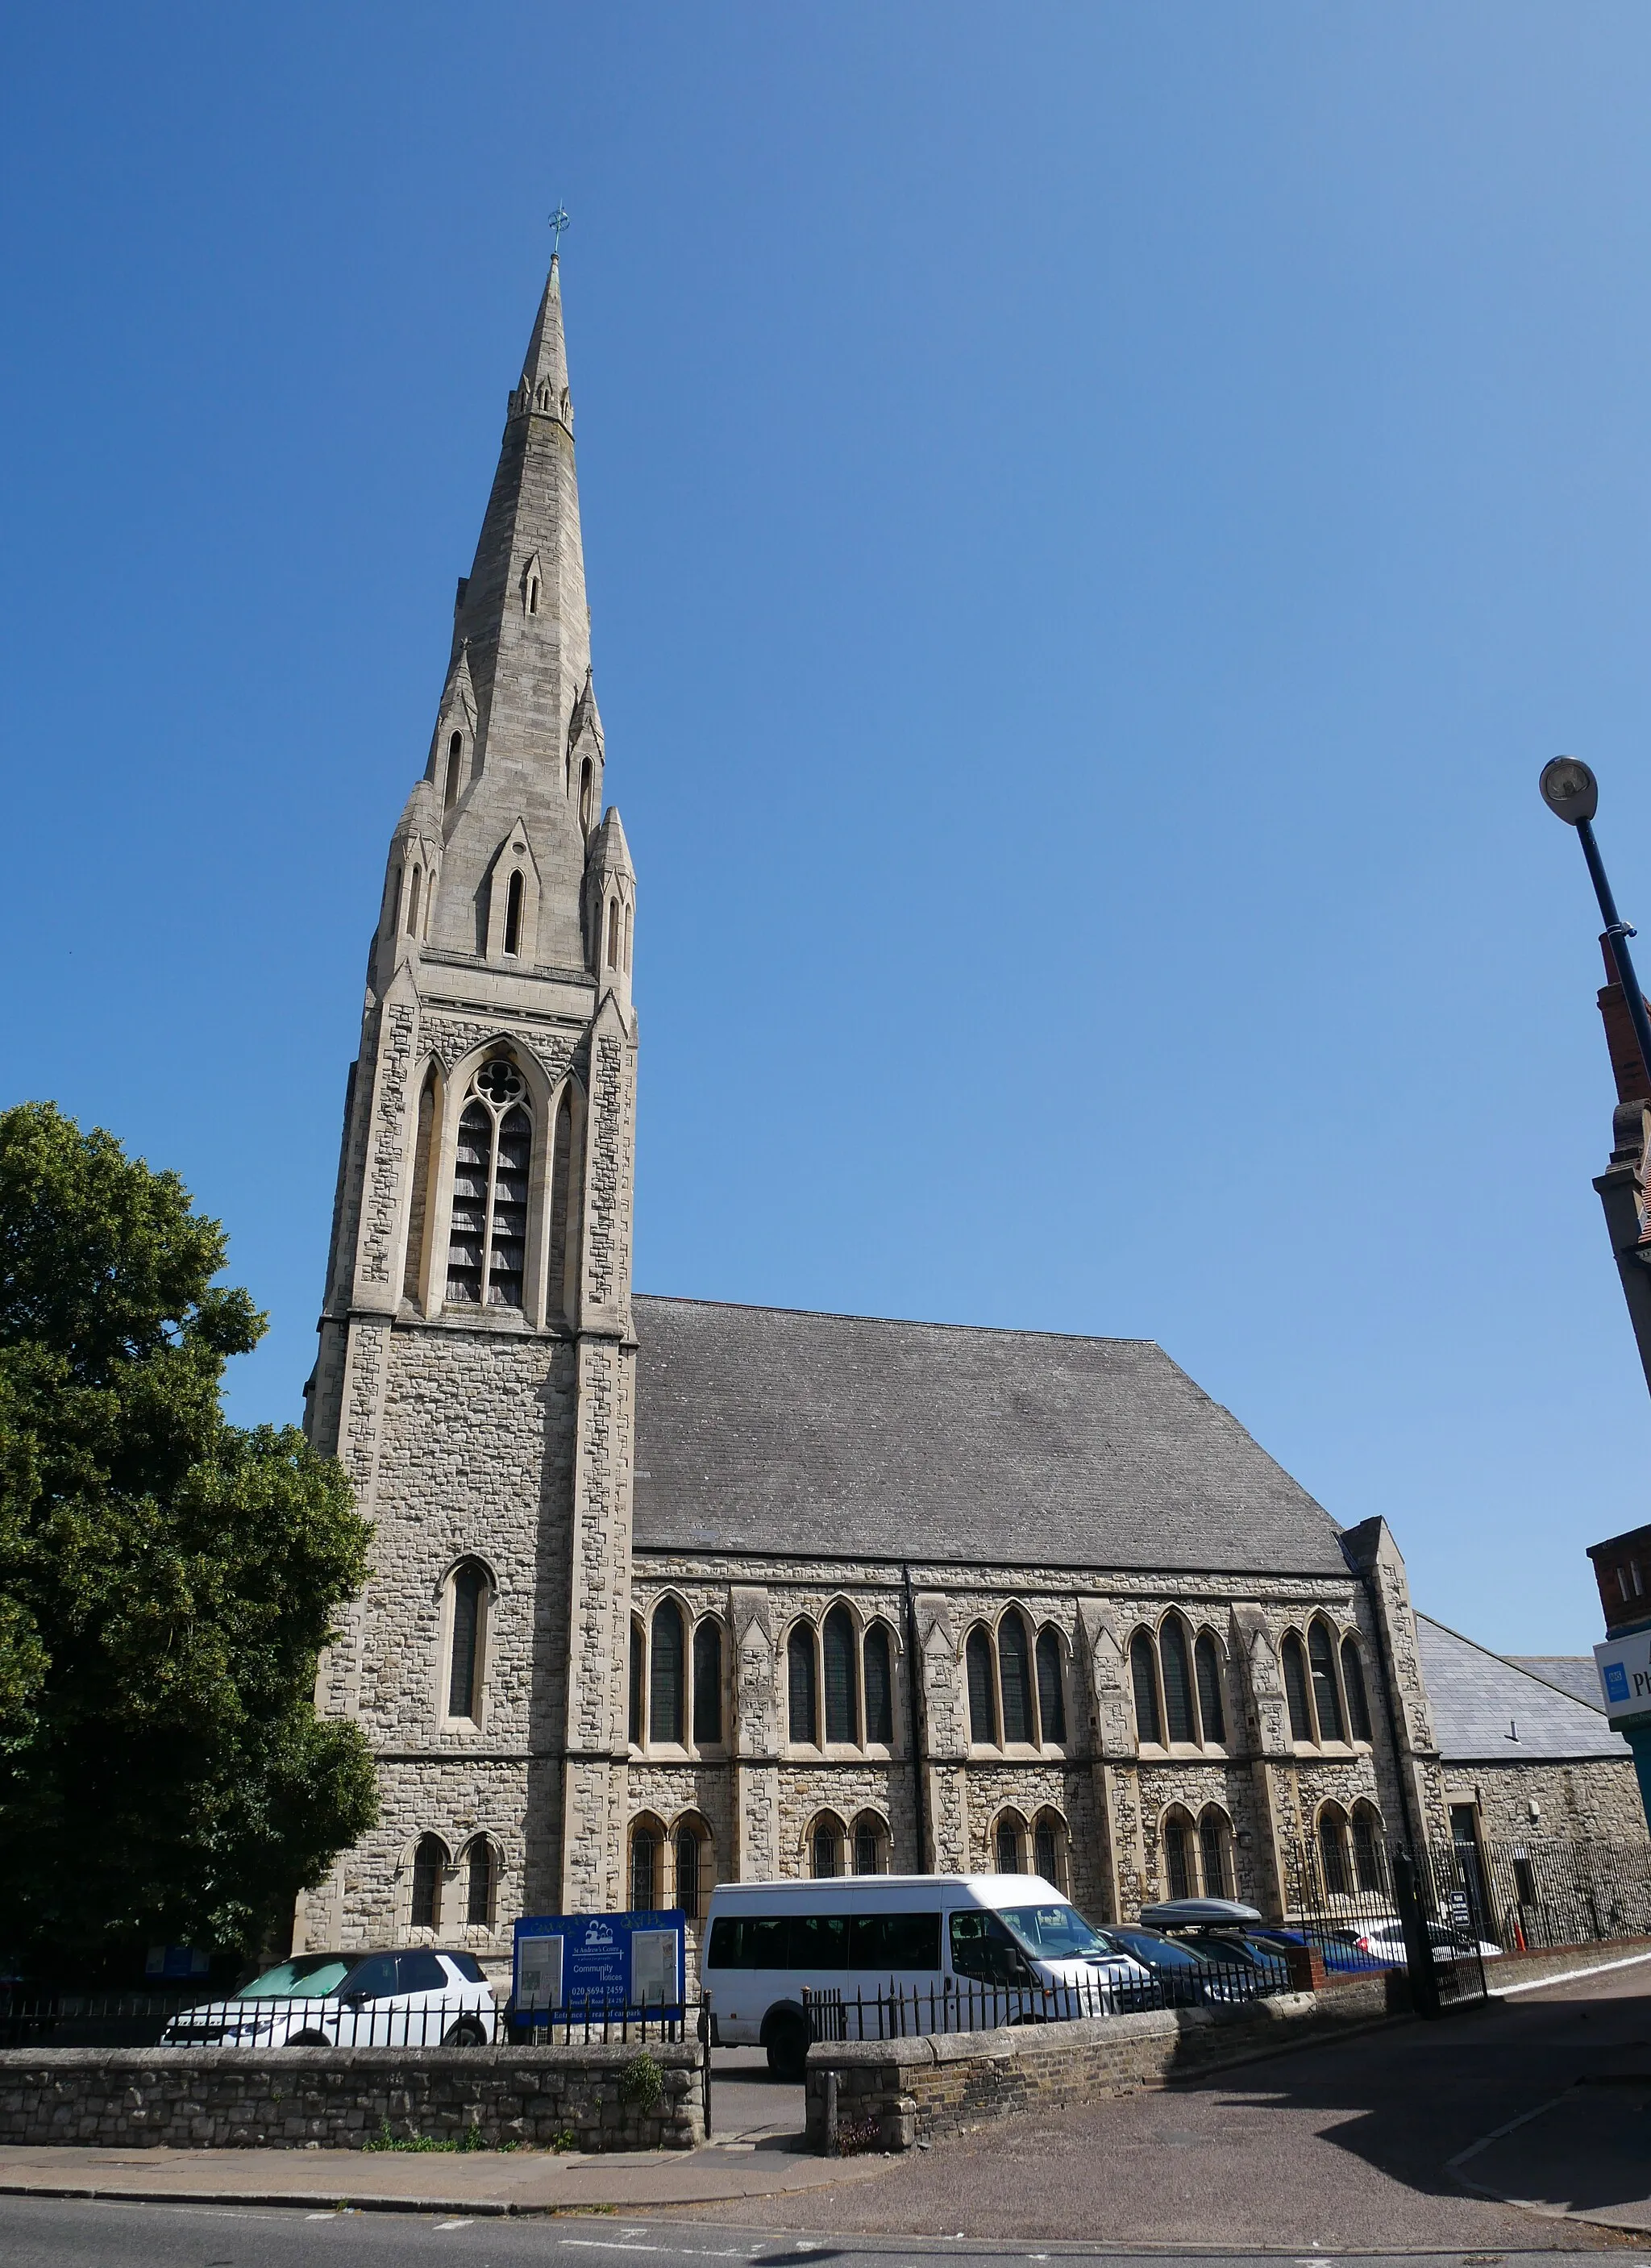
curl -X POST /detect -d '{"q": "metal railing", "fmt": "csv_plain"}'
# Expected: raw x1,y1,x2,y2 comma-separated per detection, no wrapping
0,1992,194,2049
805,1955,1290,2043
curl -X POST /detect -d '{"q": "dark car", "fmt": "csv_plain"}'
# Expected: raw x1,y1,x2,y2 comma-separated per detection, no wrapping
1092,1925,1261,2008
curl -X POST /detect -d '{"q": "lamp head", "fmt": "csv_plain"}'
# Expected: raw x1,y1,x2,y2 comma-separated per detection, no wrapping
1540,755,1599,826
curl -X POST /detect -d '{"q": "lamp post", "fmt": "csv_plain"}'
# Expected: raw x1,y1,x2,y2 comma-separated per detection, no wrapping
1540,757,1651,1093
1541,757,1651,1833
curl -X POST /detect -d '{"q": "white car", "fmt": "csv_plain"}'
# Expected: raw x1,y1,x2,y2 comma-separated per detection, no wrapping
1345,1919,1502,1966
160,1949,496,2047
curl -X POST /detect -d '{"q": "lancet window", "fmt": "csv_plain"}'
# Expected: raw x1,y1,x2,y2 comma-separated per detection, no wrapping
444,1059,531,1309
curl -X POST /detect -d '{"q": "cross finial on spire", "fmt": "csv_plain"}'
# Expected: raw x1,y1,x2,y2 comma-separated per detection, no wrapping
548,204,570,256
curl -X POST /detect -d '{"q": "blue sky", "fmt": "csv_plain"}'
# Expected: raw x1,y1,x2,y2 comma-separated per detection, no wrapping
6,4,1651,1653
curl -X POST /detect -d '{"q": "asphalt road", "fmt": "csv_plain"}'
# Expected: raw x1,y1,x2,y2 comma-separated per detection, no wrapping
0,2199,1605,2268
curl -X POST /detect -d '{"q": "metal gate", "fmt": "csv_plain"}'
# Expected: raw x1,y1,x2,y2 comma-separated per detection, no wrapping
1283,1833,1487,2015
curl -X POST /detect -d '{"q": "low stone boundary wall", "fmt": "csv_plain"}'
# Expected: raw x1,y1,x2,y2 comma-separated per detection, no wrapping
807,1971,1408,2153
0,2042,705,2152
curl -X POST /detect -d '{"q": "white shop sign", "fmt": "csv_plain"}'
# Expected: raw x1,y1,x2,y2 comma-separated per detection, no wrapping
1594,1631,1651,1724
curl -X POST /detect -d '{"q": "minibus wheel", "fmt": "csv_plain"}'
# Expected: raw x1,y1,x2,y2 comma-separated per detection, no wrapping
763,2009,809,2083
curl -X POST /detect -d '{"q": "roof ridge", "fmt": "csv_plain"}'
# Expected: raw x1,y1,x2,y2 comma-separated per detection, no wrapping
1503,1652,1606,1713
1420,1613,1607,1713
630,1288,1162,1349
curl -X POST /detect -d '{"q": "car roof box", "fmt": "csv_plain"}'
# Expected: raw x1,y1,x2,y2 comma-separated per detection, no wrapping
1137,1897,1263,1929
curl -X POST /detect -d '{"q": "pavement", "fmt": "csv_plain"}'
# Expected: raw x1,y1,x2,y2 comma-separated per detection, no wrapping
676,1960,1651,2249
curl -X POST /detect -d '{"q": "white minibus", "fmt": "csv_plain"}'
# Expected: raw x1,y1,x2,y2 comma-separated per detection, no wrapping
701,1874,1150,2079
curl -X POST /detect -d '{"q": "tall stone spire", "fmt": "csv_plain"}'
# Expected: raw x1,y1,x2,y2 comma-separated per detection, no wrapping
422,254,600,972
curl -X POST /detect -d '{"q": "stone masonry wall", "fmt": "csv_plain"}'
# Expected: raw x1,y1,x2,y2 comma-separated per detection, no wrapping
0,2044,704,2153
805,1975,1407,2152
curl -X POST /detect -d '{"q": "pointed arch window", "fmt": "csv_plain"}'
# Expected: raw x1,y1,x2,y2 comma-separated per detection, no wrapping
863,1622,893,1745
693,1618,722,1746
623,899,633,972
1352,1802,1385,1892
444,1059,532,1309
1162,1811,1193,1900
411,1834,447,1930
605,896,620,969
504,871,524,958
444,731,464,809
446,1560,489,1721
811,1815,844,1879
823,1606,858,1743
853,1811,889,1876
630,1817,662,1911
464,1838,494,1927
1033,1811,1066,1889
1199,1808,1233,1898
1281,1633,1314,1744
999,1613,1033,1743
1194,1633,1226,1745
1341,1637,1373,1743
1130,1629,1162,1745
674,1820,707,1920
966,1628,997,1745
1036,1627,1067,1744
1319,1804,1352,1896
406,865,422,935
995,1812,1025,1874
650,1600,684,1745
546,1086,575,1321
788,1624,817,1745
628,1617,645,1746
403,1069,439,1305
1161,1617,1196,1743
580,759,595,832
1308,1619,1345,1742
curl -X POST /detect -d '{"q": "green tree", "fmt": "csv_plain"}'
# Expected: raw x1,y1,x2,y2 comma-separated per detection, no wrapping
0,1102,376,1968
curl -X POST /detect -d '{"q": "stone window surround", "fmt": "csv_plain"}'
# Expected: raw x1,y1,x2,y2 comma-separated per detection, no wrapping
1154,1799,1237,1900
1277,1615,1373,1756
988,1801,1071,1890
1129,1611,1233,1758
629,1592,730,1758
781,1600,905,1757
394,1826,506,1939
399,1042,585,1330
432,1553,499,1736
963,1604,1070,1757
627,1805,714,1912
801,1802,894,1878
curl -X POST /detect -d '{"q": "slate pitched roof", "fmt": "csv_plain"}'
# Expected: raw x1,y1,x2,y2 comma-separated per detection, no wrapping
630,1295,1350,1575
1417,1617,1628,1764
1506,1657,1606,1713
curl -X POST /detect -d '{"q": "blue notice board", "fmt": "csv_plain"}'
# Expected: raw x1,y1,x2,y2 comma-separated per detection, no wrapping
513,1911,685,2016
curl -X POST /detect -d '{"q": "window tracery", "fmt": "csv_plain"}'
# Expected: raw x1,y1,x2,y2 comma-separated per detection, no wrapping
444,1059,531,1309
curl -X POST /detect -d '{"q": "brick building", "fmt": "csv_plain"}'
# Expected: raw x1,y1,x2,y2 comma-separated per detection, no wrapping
297,261,1641,1964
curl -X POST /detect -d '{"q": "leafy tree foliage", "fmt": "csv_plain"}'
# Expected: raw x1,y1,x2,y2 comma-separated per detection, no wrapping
0,1103,376,1966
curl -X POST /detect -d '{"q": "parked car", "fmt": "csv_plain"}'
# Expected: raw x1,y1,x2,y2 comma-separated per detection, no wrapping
1343,1919,1502,1967
1248,1925,1391,1977
702,1874,1152,2078
1092,1925,1261,2007
160,1950,496,2047
1134,1898,1291,1994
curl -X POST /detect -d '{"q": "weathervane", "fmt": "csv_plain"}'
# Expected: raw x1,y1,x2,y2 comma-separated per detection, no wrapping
548,204,571,256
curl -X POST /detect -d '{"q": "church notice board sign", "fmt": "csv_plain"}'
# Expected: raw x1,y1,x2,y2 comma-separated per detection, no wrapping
512,1910,685,2016
1595,1633,1651,1727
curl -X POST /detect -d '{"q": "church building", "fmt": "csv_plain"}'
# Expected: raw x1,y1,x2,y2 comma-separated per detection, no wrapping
297,261,1641,1965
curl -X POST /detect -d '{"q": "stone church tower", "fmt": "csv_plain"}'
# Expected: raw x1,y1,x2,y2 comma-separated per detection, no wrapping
300,259,638,1946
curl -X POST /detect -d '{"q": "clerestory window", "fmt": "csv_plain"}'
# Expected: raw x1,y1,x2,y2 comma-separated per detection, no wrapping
445,1059,532,1309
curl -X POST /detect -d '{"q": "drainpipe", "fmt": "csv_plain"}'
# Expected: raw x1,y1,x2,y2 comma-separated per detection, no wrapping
902,1564,929,1870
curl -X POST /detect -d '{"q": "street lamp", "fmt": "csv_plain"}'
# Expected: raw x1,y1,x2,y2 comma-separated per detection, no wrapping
1539,756,1651,1097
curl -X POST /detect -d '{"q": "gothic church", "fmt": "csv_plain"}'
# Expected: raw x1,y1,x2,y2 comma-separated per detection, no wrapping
298,261,1639,1965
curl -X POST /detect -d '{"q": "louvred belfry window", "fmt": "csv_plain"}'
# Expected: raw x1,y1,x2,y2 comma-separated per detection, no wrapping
445,1059,532,1308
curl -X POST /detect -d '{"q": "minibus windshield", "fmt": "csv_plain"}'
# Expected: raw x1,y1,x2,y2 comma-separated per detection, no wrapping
996,1903,1109,1961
